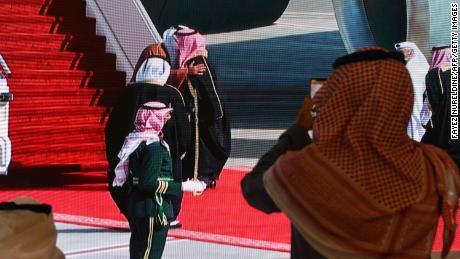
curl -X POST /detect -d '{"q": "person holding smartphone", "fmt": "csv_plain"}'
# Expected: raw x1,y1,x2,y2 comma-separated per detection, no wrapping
264,47,460,258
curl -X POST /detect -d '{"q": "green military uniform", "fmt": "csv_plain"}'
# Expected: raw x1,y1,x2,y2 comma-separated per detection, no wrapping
128,141,182,259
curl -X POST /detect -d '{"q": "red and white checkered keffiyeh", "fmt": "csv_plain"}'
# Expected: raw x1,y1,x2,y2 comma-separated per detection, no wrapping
176,27,207,68
113,102,173,187
430,45,451,70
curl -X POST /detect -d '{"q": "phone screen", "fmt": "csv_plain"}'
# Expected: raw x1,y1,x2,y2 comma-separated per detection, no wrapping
309,78,326,98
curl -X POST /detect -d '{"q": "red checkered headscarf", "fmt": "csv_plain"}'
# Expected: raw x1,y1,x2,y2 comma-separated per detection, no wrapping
176,28,207,68
312,46,423,210
113,102,173,186
430,45,451,70
133,102,173,134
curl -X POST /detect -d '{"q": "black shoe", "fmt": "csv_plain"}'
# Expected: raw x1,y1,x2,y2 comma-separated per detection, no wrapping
207,180,216,189
169,220,182,229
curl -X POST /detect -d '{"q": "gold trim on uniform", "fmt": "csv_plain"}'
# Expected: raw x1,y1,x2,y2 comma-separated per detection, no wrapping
155,181,162,194
143,217,154,259
163,181,169,194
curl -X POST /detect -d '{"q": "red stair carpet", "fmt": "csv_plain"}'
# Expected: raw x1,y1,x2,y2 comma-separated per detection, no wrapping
0,0,125,170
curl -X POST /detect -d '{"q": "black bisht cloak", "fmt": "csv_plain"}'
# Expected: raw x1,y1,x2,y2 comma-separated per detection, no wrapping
181,55,231,181
105,83,191,216
422,68,460,170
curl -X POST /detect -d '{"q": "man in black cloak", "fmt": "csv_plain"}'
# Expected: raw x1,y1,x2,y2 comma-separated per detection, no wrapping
105,44,190,222
167,26,232,188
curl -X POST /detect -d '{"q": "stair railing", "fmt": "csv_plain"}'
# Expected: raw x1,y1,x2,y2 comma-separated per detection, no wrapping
0,54,13,175
85,0,162,82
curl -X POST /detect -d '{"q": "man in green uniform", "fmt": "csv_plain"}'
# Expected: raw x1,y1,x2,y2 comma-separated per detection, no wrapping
113,101,206,259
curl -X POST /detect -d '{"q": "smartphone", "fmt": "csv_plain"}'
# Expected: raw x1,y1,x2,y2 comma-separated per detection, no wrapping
309,78,326,98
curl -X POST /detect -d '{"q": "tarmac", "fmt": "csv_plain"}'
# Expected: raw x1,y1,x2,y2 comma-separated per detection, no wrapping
207,0,346,131
58,223,289,258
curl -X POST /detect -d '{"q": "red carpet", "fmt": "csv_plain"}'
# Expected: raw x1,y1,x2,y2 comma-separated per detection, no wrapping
0,0,124,170
1,167,460,252
0,168,291,248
